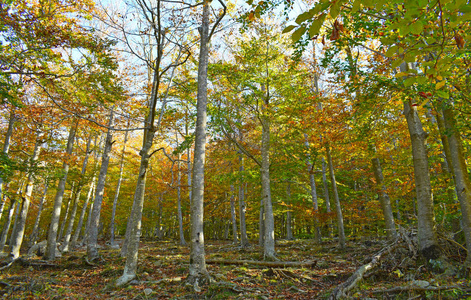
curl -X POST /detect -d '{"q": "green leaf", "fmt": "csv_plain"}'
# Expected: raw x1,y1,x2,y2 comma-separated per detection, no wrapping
282,25,297,34
436,90,449,99
410,21,424,35
391,59,403,69
330,0,344,19
308,13,326,38
295,9,315,24
404,76,416,87
351,0,361,12
385,45,398,57
415,76,427,85
459,3,471,13
292,26,307,43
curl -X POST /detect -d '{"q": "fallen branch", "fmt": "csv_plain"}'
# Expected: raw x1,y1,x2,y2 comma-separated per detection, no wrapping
329,239,402,300
18,258,56,268
206,259,317,268
371,284,463,294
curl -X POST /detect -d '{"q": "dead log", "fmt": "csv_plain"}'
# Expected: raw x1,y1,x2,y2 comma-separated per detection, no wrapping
329,239,402,300
205,259,316,268
371,284,464,294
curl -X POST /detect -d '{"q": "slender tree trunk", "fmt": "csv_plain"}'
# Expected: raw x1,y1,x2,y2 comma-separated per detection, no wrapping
8,184,22,248
62,134,93,253
238,154,249,248
74,179,95,248
154,193,163,239
9,134,42,259
304,133,321,242
286,182,293,240
187,0,212,287
110,129,128,247
0,199,16,251
177,153,187,246
0,110,15,221
259,197,265,247
326,143,346,249
28,182,48,248
442,106,471,264
87,111,114,261
321,157,333,237
44,119,78,260
371,157,397,239
230,185,238,244
58,184,74,242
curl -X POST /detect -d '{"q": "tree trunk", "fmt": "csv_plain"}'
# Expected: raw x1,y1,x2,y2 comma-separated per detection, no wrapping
87,111,114,261
9,134,42,259
321,157,333,236
28,182,48,248
442,105,471,264
62,133,93,253
0,199,16,251
0,110,15,221
326,143,346,249
286,182,293,240
72,178,95,249
110,129,128,247
304,133,321,242
371,157,397,239
403,99,440,260
58,185,74,242
230,185,238,244
238,154,249,248
44,119,78,260
187,0,212,288
177,152,187,246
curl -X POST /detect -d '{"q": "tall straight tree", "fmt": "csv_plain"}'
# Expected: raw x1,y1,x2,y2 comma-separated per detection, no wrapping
45,118,78,260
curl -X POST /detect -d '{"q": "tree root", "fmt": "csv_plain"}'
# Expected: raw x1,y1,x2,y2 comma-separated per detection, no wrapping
206,259,317,268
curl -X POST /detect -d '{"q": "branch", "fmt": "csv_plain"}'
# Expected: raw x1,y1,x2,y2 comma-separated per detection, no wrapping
208,0,226,42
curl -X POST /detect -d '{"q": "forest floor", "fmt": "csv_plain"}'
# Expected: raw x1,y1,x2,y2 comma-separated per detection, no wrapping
0,236,470,299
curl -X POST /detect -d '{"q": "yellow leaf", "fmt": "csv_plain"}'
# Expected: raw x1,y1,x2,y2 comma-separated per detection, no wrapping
435,81,446,89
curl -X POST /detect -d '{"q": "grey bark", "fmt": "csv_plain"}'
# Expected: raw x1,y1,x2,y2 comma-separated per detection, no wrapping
259,196,264,247
177,152,187,246
230,184,238,244
110,129,128,247
0,199,16,251
442,105,471,264
87,111,114,261
71,179,95,249
188,0,212,287
286,182,293,240
238,154,249,248
322,157,333,236
62,133,93,253
403,99,440,259
304,133,321,242
326,143,346,249
28,182,48,248
0,110,15,221
58,184,74,241
9,134,42,259
371,158,397,239
44,119,78,260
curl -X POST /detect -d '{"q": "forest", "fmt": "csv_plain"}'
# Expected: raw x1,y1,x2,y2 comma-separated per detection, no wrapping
0,0,470,299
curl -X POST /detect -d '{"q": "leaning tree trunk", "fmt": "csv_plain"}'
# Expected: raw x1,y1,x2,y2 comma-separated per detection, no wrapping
45,119,78,260
0,199,16,251
442,105,471,264
9,134,42,259
62,133,93,253
87,111,114,261
326,143,346,249
403,99,440,260
371,157,397,239
110,129,128,247
0,110,15,221
28,182,48,248
304,133,321,242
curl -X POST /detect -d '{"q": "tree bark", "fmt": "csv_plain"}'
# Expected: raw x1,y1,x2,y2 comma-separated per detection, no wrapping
58,185,74,242
110,129,128,247
28,182,48,248
177,152,187,246
44,119,78,260
87,111,114,261
326,143,346,249
0,110,15,222
403,99,440,260
187,0,212,288
238,154,249,248
0,199,16,251
230,185,238,244
286,182,293,240
442,106,471,264
62,133,93,253
371,157,397,239
9,133,42,259
304,133,321,242
72,177,95,249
